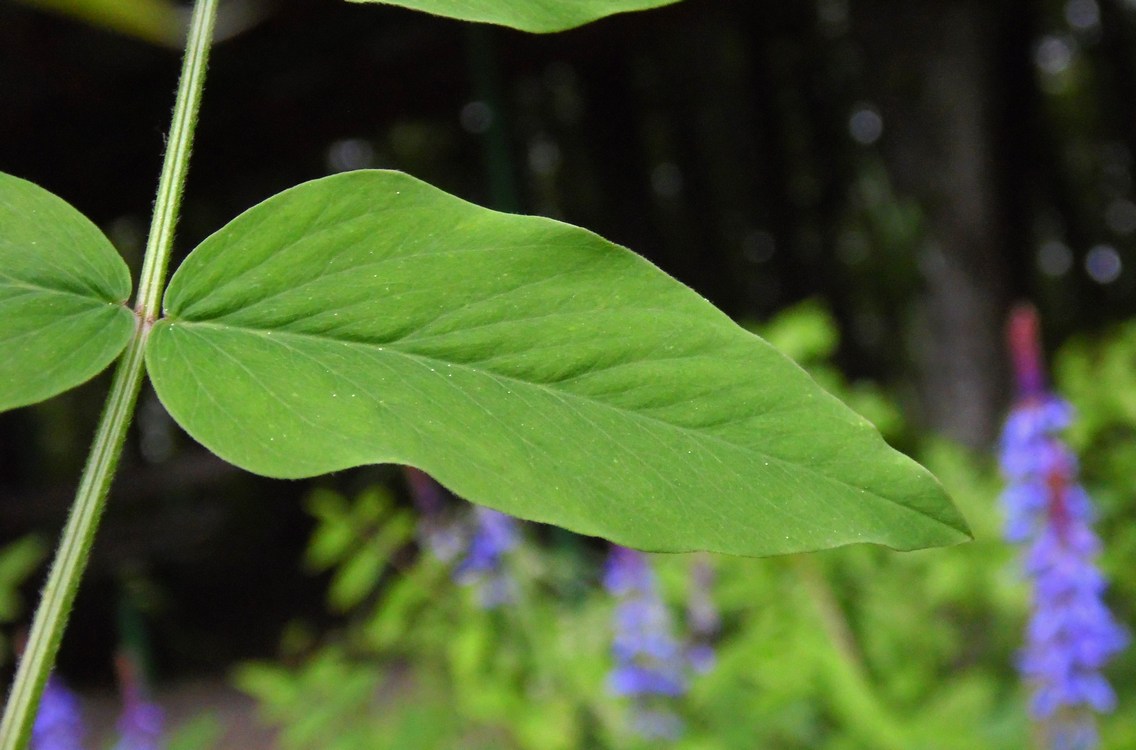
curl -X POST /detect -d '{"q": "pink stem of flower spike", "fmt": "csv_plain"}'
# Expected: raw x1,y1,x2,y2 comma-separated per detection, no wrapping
1007,304,1046,399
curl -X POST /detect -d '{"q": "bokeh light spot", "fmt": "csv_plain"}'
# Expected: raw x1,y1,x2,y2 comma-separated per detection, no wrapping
1038,240,1073,277
1085,244,1122,283
849,104,883,145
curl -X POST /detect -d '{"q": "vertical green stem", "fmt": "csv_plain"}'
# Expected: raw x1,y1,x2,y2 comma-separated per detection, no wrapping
135,0,218,323
791,555,909,750
0,2,218,747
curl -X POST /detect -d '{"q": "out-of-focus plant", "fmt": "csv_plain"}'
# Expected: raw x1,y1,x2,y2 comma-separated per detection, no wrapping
454,508,519,609
304,487,417,615
10,0,184,46
27,654,170,750
11,0,270,46
997,306,1127,749
239,483,614,750
29,675,84,750
603,546,688,742
111,652,164,750
1052,319,1136,748
0,537,48,670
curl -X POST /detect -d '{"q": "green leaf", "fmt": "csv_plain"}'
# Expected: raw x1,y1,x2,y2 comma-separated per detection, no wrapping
165,714,225,750
146,170,969,556
347,0,683,33
0,536,48,622
0,172,134,411
11,0,184,47
328,511,414,611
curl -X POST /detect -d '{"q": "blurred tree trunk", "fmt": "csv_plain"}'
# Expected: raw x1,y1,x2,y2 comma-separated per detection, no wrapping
854,0,1013,448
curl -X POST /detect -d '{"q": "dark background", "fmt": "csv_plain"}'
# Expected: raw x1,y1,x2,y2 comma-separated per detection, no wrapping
2,0,1134,687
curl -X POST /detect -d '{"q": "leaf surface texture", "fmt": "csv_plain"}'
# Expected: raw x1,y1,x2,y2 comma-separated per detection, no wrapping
147,170,970,555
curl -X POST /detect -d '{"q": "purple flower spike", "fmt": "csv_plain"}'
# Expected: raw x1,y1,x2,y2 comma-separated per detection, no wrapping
604,546,688,740
31,675,85,750
456,507,517,575
630,708,685,741
113,651,164,750
406,467,521,609
113,698,164,750
999,305,1128,749
685,555,719,674
454,507,518,608
404,468,464,563
604,545,653,596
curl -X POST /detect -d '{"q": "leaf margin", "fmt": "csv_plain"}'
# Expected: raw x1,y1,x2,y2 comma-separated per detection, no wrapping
345,0,684,33
0,171,135,412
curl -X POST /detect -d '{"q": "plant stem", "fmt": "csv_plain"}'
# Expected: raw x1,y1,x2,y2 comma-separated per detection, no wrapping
0,2,218,747
791,555,909,750
0,328,148,750
135,0,218,323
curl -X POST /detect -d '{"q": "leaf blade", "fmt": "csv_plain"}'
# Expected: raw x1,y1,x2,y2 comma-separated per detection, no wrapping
346,0,683,33
0,172,134,411
147,170,969,555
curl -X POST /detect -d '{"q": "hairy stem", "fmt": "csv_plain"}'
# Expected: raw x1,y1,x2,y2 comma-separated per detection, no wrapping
135,0,218,323
0,2,218,746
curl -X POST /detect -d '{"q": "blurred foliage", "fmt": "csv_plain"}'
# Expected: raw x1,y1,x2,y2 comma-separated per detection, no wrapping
0,536,46,624
234,302,1135,749
10,0,184,46
0,535,47,669
238,483,617,749
166,713,226,750
304,488,417,614
1054,319,1136,750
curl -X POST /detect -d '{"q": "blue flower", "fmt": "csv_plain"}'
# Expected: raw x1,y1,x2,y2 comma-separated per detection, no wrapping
404,468,464,563
404,468,520,606
112,696,163,750
112,651,163,750
604,546,688,739
685,555,719,675
999,306,1128,749
454,506,518,608
31,675,85,750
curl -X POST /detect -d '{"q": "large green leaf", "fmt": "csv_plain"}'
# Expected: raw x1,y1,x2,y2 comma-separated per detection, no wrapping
146,170,969,555
348,0,683,33
0,172,134,411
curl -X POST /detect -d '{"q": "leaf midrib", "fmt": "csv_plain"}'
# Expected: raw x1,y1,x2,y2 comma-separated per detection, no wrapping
158,317,955,533
0,277,125,306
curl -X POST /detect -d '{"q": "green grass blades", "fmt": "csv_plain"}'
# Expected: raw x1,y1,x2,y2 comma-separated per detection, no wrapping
145,170,970,556
0,172,134,411
346,0,683,33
